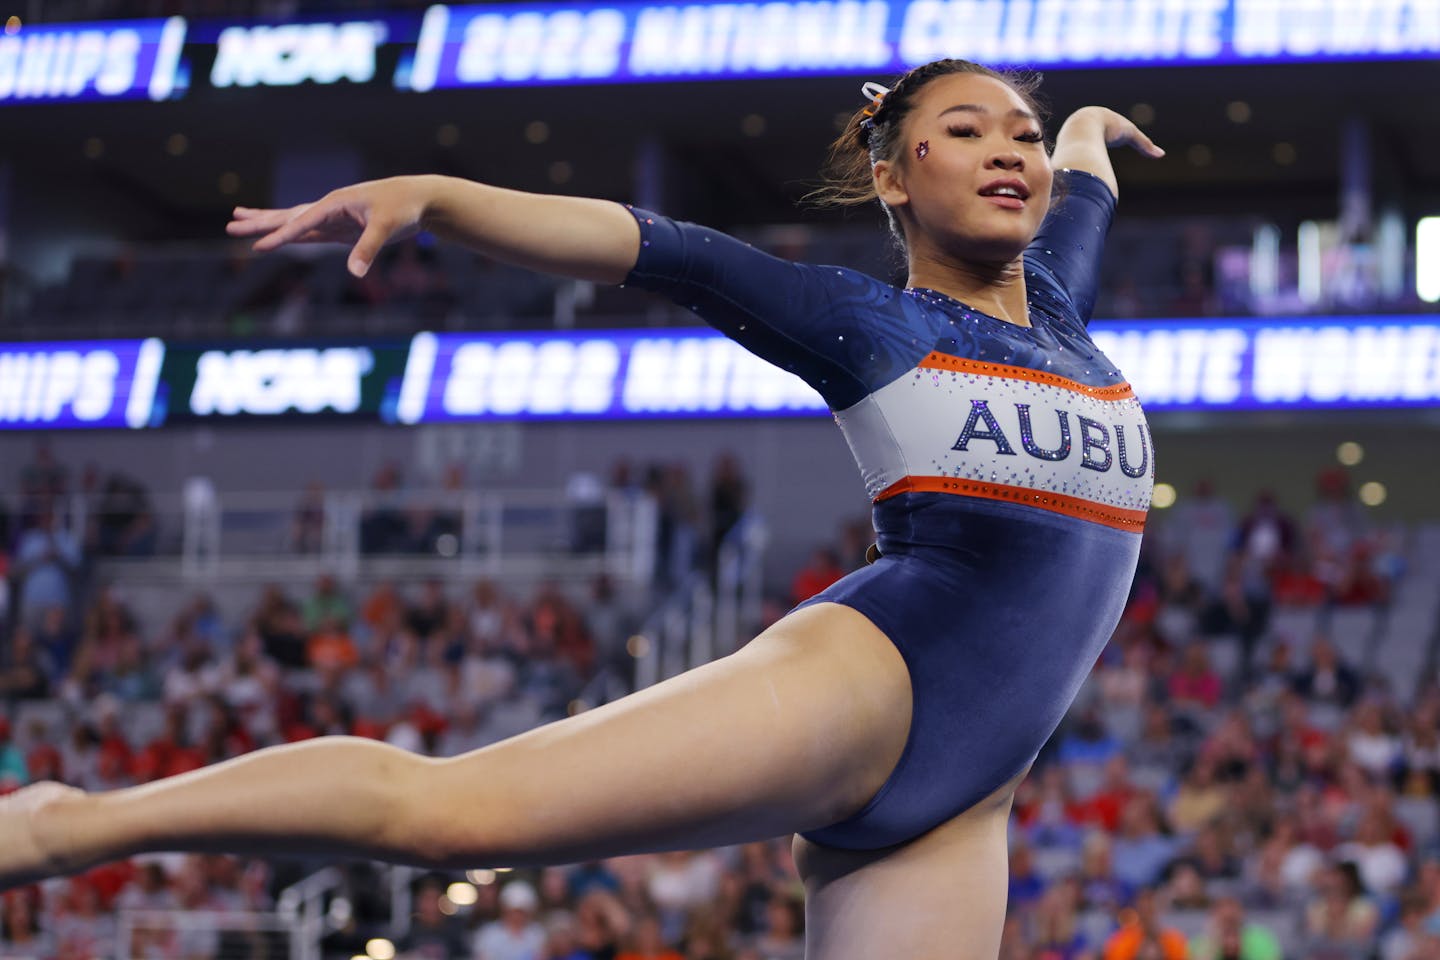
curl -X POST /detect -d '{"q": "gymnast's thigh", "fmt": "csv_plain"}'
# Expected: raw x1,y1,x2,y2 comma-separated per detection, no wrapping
419,601,912,866
793,770,1023,960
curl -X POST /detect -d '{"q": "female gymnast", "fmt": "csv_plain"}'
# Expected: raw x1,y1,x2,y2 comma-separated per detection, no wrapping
0,59,1162,959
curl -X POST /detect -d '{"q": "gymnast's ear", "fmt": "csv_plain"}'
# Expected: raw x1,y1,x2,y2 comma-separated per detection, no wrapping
873,159,909,210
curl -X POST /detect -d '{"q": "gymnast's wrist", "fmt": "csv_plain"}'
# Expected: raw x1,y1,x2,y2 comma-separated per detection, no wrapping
28,788,97,877
1057,107,1109,142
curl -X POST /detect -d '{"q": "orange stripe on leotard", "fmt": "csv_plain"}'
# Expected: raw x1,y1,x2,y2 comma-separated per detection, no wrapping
916,353,1136,401
876,475,1148,532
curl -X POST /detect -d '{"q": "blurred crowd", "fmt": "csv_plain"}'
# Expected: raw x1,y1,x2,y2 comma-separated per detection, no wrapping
2,448,1438,959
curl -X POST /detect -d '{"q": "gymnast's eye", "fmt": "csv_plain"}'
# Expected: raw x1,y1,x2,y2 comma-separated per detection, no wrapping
946,125,980,138
1016,131,1044,143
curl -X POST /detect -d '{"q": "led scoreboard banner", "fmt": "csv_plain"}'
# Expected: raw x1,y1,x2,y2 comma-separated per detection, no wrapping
399,0,1440,91
2,1,1438,103
0,18,187,102
4,316,1440,430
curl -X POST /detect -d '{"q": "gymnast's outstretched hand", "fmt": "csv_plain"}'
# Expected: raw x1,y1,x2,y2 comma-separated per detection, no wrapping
226,176,433,279
0,781,86,890
1051,105,1164,200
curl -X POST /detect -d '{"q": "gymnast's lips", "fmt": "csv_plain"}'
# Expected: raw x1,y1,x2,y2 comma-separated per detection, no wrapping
978,178,1029,210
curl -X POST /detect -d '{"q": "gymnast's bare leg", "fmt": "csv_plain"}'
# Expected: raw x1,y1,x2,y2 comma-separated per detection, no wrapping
0,602,974,957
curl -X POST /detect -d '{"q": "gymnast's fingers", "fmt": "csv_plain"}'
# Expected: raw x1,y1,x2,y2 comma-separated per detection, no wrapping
1128,126,1165,159
225,206,301,237
348,218,395,278
250,198,345,252
1105,114,1165,158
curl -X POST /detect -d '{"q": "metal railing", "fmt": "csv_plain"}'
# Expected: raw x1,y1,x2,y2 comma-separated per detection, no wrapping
58,486,658,587
116,909,306,960
631,514,768,692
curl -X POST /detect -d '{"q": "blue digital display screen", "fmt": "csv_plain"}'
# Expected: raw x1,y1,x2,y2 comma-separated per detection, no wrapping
5,1,1432,105
0,339,165,428
0,18,187,103
397,0,1440,92
3,317,1438,429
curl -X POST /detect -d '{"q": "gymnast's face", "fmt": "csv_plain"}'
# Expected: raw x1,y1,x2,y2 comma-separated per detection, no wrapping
874,73,1053,264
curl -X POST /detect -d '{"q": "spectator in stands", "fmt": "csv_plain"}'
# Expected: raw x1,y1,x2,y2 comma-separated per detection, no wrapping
1167,756,1228,834
573,888,631,958
397,877,471,960
93,470,157,557
475,879,546,960
647,850,724,944
114,861,176,913
1293,636,1362,711
1187,895,1282,960
1007,839,1046,912
291,481,328,554
253,584,308,668
709,453,749,563
11,506,82,631
0,887,52,957
50,877,117,960
745,892,804,960
360,461,409,554
649,463,700,588
1346,700,1402,779
1024,876,1090,958
1401,704,1440,794
1111,793,1180,891
407,579,451,643
681,908,733,960
618,912,684,960
1234,491,1297,585
1166,479,1234,592
417,463,467,557
1335,808,1408,898
0,719,27,792
302,573,352,632
214,628,280,743
133,705,206,783
163,638,218,709
788,547,845,607
307,615,360,673
1379,894,1434,960
1307,468,1366,580
0,625,50,703
31,603,79,688
1168,644,1223,713
1101,887,1187,960
1198,559,1268,675
1304,861,1380,954
541,912,588,960
1077,830,1130,913
18,439,68,530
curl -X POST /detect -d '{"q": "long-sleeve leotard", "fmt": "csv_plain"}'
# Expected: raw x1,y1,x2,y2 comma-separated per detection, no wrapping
623,169,1154,849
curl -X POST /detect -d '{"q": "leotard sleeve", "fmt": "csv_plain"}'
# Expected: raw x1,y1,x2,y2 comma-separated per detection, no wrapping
1022,168,1117,329
622,207,929,410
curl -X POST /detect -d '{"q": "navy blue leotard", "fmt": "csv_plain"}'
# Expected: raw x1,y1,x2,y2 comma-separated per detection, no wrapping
624,169,1153,851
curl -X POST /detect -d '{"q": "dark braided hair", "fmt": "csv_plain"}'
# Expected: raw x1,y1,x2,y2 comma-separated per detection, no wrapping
811,59,1049,247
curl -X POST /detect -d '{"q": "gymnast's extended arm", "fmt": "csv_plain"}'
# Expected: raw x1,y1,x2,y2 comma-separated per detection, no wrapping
227,175,643,283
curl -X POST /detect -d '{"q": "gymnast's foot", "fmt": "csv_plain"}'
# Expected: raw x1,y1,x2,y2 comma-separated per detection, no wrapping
0,781,86,890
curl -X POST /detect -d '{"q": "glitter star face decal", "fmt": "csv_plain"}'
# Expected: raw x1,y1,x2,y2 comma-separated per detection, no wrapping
915,140,930,160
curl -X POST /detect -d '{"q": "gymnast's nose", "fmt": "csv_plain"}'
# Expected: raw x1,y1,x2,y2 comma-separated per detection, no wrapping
988,150,1024,171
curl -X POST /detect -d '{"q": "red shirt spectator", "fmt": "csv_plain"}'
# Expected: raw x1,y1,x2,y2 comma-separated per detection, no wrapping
1169,646,1222,710
791,548,845,605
